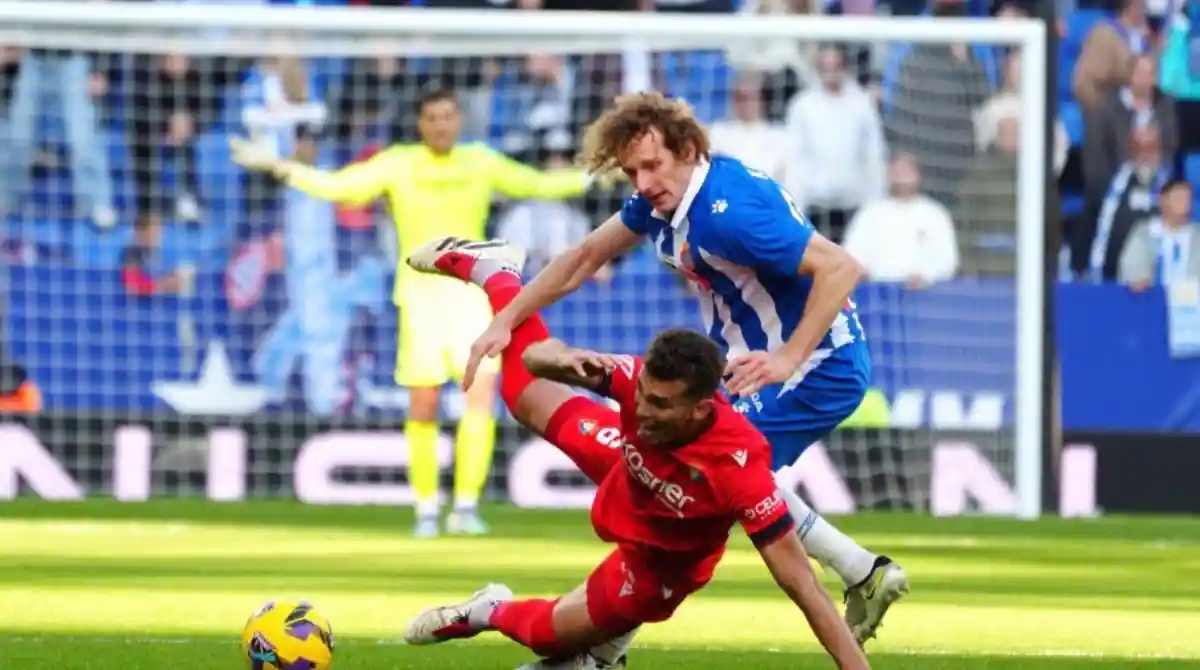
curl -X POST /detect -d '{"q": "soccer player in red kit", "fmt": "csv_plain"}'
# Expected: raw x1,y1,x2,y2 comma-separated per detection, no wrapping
401,237,869,670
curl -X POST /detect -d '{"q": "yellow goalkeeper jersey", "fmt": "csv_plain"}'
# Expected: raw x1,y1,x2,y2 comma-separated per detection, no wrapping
286,142,589,305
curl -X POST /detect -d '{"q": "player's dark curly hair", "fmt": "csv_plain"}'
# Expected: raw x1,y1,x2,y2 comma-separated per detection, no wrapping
643,329,725,401
579,92,710,174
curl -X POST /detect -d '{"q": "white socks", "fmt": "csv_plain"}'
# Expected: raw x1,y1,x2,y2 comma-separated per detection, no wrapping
588,629,636,665
775,478,877,587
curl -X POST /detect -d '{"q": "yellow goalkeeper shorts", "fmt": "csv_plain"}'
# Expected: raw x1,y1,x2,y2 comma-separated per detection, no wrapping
395,285,499,388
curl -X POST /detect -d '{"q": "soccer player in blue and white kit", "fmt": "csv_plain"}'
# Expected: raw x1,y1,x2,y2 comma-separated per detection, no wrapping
464,92,908,667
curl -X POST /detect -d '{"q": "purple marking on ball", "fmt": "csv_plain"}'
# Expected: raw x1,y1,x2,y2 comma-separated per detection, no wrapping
251,632,276,652
286,620,320,641
281,659,316,670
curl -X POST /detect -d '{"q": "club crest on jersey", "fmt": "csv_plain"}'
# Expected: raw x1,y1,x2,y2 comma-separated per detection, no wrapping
578,419,598,436
676,241,710,289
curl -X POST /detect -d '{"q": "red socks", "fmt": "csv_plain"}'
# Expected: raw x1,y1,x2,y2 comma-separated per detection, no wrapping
480,272,551,410
488,598,564,657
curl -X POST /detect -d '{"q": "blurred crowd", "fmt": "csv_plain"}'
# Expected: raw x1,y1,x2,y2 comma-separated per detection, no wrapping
1,0,1200,297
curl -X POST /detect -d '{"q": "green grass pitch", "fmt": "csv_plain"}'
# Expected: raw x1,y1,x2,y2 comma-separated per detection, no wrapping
0,500,1197,669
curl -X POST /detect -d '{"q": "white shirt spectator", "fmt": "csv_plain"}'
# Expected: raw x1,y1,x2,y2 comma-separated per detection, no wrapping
784,49,886,211
842,153,959,285
497,200,592,277
710,74,787,180
974,92,1070,175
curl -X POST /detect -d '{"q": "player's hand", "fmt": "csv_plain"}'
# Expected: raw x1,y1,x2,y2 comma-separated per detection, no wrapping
555,349,624,379
463,320,513,391
228,135,280,172
724,351,798,397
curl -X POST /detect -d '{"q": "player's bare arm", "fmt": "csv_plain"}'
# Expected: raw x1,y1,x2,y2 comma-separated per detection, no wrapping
757,531,871,669
521,338,622,394
726,233,864,396
785,234,865,364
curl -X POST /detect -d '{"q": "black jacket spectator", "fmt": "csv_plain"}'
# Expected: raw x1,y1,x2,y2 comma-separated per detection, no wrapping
126,54,245,220
1082,54,1178,213
1074,124,1173,279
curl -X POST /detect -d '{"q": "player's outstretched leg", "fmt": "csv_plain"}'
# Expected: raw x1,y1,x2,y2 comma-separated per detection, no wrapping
775,482,910,644
406,236,623,481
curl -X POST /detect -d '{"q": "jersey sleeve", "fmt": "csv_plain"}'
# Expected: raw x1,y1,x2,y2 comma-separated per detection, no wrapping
597,355,641,408
618,192,654,236
711,185,814,277
705,436,795,548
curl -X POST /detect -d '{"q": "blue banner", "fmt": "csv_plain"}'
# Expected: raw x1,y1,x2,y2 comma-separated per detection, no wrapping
3,252,1197,432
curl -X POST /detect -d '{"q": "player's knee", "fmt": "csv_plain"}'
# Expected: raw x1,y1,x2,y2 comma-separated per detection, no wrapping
550,585,614,653
407,386,440,422
464,371,497,413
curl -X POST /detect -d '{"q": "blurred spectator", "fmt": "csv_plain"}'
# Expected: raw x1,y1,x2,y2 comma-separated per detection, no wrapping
495,143,611,280
885,0,991,207
709,73,787,180
654,0,737,14
1159,0,1200,159
1119,178,1200,289
120,212,194,297
0,355,40,413
1084,53,1177,214
496,53,584,161
954,115,1020,276
842,153,959,287
726,0,812,119
975,51,1069,176
241,55,326,224
0,47,115,228
333,52,496,149
517,0,642,9
784,45,885,243
1073,0,1149,114
128,54,238,224
0,48,17,116
1081,122,1172,280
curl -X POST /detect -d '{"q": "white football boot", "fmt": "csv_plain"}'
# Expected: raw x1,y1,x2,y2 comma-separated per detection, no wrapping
843,556,910,645
403,583,513,645
406,236,526,281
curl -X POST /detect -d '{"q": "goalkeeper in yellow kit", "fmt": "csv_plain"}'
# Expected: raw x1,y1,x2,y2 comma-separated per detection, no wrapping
229,88,594,537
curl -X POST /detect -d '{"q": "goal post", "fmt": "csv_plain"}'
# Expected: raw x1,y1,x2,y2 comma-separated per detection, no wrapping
0,2,1048,518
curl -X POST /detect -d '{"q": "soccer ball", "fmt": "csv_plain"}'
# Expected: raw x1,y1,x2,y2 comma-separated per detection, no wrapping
242,599,335,670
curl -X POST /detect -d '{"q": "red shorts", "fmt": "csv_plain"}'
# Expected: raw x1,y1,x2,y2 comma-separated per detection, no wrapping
583,546,711,634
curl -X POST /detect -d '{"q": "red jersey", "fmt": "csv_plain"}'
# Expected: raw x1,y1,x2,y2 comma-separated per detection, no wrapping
588,356,794,574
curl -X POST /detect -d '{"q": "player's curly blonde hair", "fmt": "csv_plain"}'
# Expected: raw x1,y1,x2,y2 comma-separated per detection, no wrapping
579,92,710,174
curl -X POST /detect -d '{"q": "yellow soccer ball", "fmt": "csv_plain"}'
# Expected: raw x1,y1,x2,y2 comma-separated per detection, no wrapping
242,600,335,670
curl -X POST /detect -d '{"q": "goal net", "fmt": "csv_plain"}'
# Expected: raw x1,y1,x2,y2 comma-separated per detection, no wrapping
0,2,1047,516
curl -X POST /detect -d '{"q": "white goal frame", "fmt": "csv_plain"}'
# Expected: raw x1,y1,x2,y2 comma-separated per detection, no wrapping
0,1,1049,519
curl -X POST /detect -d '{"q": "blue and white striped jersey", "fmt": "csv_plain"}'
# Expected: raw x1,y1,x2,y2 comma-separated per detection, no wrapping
620,156,870,403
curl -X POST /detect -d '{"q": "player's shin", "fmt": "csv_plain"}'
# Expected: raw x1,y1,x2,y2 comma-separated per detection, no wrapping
477,271,555,415
489,599,566,657
774,479,876,586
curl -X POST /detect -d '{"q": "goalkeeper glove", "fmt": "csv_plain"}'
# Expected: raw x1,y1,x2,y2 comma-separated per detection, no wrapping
585,168,623,191
228,136,283,173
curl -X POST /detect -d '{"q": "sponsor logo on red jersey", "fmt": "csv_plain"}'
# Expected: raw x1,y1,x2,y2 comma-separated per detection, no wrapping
744,490,785,521
621,442,695,516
